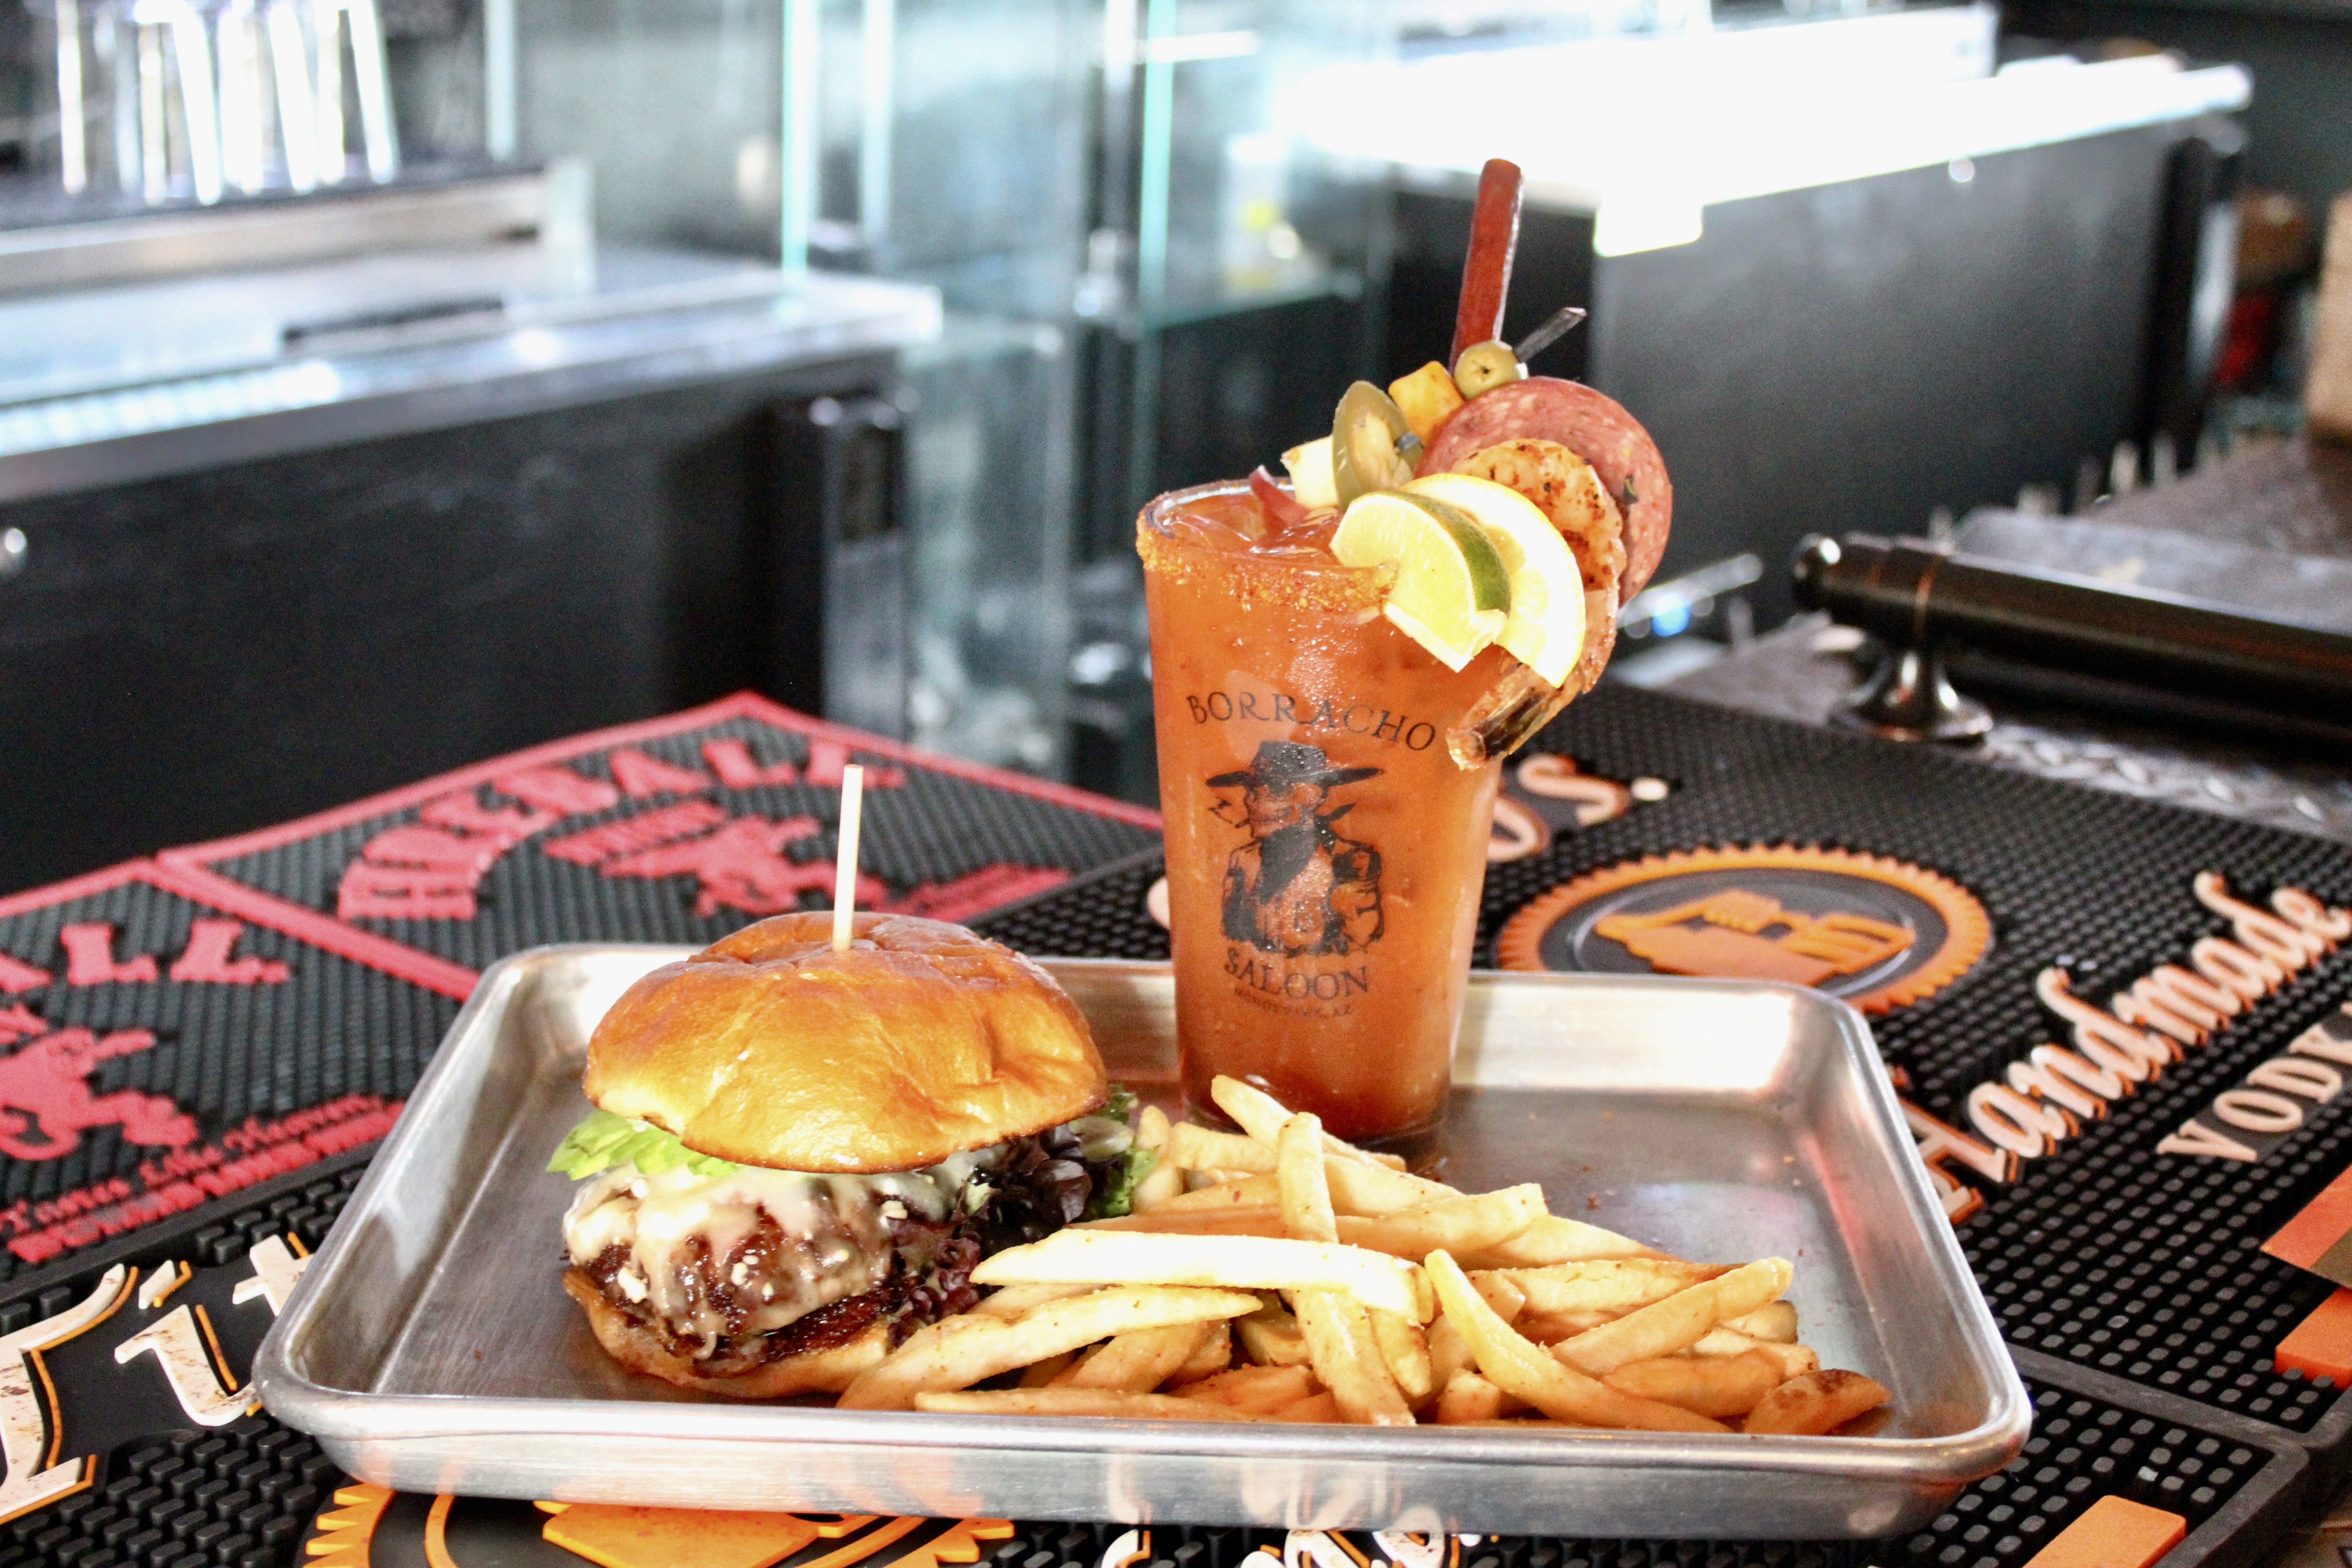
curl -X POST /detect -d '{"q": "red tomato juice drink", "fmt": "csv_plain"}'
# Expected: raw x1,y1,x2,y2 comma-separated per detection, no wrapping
1138,479,1504,1159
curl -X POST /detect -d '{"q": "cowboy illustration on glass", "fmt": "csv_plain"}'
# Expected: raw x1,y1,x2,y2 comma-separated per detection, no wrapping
1214,742,1384,958
1139,482,1505,1156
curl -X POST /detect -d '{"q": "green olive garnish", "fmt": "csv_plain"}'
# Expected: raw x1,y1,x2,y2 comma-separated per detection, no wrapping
1452,340,1526,399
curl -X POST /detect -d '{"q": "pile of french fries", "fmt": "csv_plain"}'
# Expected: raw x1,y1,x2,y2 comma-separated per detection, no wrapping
839,1077,1889,1436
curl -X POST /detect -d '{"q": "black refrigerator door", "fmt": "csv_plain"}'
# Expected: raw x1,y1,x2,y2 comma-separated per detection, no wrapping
0,358,896,894
771,393,910,740
2142,116,2245,464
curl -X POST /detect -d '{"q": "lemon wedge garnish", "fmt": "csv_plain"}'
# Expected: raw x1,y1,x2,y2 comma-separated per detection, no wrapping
1330,490,1511,671
1405,472,1586,687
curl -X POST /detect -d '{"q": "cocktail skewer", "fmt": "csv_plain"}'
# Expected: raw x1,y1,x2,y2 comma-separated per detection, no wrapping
1514,305,1588,364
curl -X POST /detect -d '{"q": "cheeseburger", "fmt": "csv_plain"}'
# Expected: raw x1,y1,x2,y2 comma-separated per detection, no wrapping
549,911,1146,1396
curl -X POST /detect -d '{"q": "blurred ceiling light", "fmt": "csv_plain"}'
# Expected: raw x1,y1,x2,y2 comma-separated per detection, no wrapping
1288,15,2248,256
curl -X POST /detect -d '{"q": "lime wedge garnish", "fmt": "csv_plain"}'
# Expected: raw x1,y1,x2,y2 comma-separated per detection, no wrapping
1330,490,1510,671
1406,473,1587,686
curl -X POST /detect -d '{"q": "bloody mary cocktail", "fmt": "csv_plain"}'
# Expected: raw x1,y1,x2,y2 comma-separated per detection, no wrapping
1138,480,1504,1157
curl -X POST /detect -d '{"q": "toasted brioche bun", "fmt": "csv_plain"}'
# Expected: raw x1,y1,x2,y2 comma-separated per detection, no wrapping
564,1269,885,1397
584,910,1107,1173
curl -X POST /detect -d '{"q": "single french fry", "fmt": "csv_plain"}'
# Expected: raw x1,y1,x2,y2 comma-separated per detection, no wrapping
1427,1313,1476,1389
1470,1271,1528,1324
1236,1295,1312,1366
1688,1329,1819,1381
1166,1123,1279,1174
1295,1290,1415,1425
1335,1186,1546,1260
1212,1077,1459,1195
1131,1166,1186,1211
1079,1206,1289,1236
1553,1259,1793,1377
916,1388,1282,1422
1722,1301,1798,1343
1751,1341,1821,1382
839,1284,1261,1410
1405,1263,1436,1324
1602,1350,1786,1419
1453,1216,1662,1269
1434,1371,1529,1424
1149,1133,1447,1216
1170,1321,1232,1385
1424,1250,1726,1433
1130,1106,1187,1212
1269,1389,1344,1423
1279,1114,1340,1244
1515,1311,1610,1344
1324,1157,1459,1217
972,1229,1426,1320
1172,1363,1318,1412
1019,1349,1079,1387
1368,1307,1434,1404
1156,1176,1284,1213
973,1283,1097,1318
1743,1369,1891,1435
1493,1259,1730,1317
1065,1321,1215,1392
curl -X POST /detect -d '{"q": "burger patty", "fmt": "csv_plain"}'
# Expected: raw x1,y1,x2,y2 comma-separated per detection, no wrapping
564,1128,1093,1375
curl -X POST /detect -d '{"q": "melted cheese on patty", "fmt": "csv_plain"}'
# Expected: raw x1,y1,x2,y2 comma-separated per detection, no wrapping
562,1146,1003,1357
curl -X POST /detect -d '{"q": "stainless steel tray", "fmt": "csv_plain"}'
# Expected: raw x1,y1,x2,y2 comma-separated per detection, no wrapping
255,946,2028,1538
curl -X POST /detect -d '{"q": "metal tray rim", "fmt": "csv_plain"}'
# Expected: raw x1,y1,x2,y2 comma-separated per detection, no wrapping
258,1387,2026,1483
256,946,2031,1492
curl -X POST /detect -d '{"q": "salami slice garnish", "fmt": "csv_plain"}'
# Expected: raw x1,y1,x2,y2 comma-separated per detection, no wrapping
1418,376,1672,598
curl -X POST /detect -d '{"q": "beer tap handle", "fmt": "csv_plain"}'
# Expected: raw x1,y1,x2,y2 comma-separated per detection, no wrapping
343,0,398,181
266,0,319,191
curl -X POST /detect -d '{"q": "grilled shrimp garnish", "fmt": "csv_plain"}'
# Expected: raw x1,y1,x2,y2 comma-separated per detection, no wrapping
1450,438,1627,594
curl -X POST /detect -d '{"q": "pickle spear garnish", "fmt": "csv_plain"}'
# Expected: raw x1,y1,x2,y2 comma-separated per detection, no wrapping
1330,382,1416,506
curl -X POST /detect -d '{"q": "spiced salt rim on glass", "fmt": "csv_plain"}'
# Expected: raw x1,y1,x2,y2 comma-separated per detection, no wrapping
1138,479,1505,1163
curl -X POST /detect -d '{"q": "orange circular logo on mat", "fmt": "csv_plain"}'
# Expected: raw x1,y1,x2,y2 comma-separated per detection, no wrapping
1496,845,1991,1013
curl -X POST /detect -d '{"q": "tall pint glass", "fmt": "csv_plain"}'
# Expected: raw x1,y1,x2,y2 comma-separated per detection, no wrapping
1137,480,1504,1158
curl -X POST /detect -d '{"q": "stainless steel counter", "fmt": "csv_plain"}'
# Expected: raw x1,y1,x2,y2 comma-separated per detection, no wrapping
0,245,941,502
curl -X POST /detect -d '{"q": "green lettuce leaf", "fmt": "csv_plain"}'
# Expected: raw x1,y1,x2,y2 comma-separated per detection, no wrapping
1083,1146,1157,1221
548,1108,737,1180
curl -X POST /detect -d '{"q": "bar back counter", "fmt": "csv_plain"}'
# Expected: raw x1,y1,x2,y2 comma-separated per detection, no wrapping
0,172,940,893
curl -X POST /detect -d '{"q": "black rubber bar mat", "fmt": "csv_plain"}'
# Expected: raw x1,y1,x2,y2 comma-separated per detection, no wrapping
158,692,1163,993
5,685,2342,1568
973,686,2352,1471
0,862,460,1294
0,1166,2304,1568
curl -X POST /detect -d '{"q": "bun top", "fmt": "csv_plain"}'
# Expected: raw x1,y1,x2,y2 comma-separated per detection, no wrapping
583,911,1107,1174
